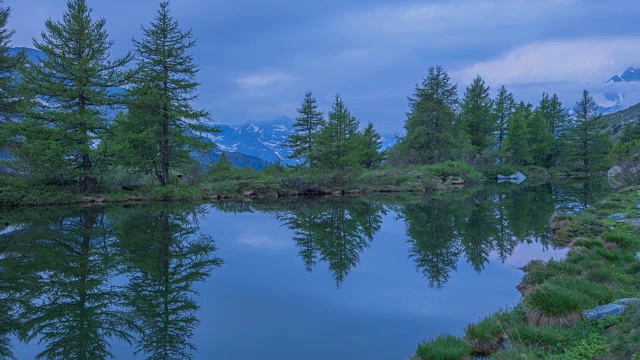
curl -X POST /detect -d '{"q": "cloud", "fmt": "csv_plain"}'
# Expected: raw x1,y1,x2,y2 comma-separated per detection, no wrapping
451,37,640,86
237,234,291,249
235,72,297,90
341,0,576,36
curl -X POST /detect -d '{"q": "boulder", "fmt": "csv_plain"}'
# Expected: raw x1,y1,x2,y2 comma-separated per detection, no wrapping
615,298,640,305
583,303,627,320
497,172,526,184
636,252,640,262
608,213,626,219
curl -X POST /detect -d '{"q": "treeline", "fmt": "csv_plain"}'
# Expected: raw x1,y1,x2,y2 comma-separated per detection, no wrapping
0,0,215,192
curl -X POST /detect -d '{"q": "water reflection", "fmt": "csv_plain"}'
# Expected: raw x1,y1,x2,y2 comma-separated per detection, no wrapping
0,180,611,359
0,205,221,360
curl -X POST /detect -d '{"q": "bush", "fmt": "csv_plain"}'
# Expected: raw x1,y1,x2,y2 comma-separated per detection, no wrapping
415,334,472,360
481,164,518,179
553,219,605,246
465,309,514,354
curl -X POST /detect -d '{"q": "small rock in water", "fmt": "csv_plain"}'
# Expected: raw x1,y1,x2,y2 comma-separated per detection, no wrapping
608,213,626,219
615,298,640,305
583,304,627,320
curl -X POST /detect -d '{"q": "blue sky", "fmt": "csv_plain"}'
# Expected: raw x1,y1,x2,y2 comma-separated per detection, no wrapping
6,0,640,133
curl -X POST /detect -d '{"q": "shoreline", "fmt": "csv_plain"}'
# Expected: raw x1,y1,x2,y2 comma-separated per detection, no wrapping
414,186,640,359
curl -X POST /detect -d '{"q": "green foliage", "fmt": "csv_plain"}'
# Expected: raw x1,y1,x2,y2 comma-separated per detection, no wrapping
286,91,324,165
127,1,217,186
565,90,612,172
602,231,640,250
400,66,463,164
527,110,554,167
0,0,22,123
360,122,385,168
460,75,494,159
525,275,613,317
554,219,605,245
537,93,569,166
506,102,533,165
415,334,471,360
312,94,363,174
8,0,133,191
553,332,608,360
493,85,516,163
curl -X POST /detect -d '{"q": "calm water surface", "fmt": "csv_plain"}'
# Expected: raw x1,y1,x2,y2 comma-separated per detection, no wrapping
0,181,611,359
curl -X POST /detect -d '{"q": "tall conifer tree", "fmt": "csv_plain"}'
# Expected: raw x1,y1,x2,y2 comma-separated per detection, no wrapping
12,0,133,190
130,1,216,186
493,85,515,163
360,122,384,168
460,75,494,157
0,1,22,122
401,66,458,164
286,91,324,166
567,90,611,171
312,94,361,173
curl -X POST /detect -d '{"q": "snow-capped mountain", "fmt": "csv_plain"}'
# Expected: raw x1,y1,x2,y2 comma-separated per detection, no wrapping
608,67,640,83
594,67,640,114
211,116,398,166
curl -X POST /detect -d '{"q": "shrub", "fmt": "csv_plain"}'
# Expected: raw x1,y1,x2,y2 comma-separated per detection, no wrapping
553,219,605,246
465,309,514,354
415,334,472,360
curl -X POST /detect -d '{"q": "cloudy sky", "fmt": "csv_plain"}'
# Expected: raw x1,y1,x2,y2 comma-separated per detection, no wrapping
6,0,640,133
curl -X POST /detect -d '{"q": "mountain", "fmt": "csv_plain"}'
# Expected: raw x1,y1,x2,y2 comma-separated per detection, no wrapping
210,116,399,166
608,67,640,83
593,67,640,115
602,101,640,142
201,150,271,170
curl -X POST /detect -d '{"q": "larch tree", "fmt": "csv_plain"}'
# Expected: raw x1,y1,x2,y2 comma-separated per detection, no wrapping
401,66,459,164
286,91,324,166
537,93,568,166
460,75,494,158
130,1,217,186
567,90,612,172
0,1,23,122
312,94,362,174
12,0,133,191
505,102,532,165
493,85,515,163
360,122,384,168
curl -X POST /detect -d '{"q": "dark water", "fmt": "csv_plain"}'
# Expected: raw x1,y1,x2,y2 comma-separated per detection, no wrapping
0,180,611,360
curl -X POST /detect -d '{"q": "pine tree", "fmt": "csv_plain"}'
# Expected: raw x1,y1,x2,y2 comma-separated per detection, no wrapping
10,0,133,191
0,1,22,122
567,90,612,171
360,122,384,168
401,66,458,164
312,94,362,173
460,75,494,157
130,1,217,186
527,110,553,167
537,93,568,166
286,91,324,166
493,85,515,163
506,102,532,165
212,152,232,173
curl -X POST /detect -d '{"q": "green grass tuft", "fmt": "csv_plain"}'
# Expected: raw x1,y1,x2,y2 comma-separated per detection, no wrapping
415,334,472,360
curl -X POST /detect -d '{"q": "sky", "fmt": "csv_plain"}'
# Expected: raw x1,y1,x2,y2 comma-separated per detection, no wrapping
6,0,640,133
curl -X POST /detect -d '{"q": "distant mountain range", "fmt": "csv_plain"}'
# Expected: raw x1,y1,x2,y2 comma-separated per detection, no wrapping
208,116,398,167
596,67,640,114
608,67,640,83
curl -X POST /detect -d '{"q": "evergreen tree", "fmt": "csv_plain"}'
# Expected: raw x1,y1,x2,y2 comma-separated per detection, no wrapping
0,1,22,122
506,102,532,165
537,93,568,166
527,109,554,167
493,85,515,163
130,1,217,186
460,75,494,157
212,152,232,173
401,66,459,164
312,94,362,173
286,91,324,166
10,0,133,191
567,90,612,171
360,122,384,168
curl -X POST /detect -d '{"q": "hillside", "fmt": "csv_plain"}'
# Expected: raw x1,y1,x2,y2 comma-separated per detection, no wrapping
603,101,640,141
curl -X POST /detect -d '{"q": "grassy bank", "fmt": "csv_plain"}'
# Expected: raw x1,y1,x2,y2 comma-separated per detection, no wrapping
414,187,640,359
0,162,485,207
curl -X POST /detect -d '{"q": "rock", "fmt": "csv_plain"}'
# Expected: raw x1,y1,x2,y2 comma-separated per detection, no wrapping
497,172,526,184
608,213,626,219
242,190,257,197
583,303,627,320
636,252,640,262
636,204,640,209
615,298,640,305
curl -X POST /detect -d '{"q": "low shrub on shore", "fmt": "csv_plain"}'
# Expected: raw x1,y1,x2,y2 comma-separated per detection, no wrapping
415,334,472,360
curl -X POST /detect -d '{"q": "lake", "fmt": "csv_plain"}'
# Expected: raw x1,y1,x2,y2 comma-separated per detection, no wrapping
0,180,611,359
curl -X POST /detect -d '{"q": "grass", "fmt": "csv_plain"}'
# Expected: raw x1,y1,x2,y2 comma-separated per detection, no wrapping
413,185,640,360
415,334,472,360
